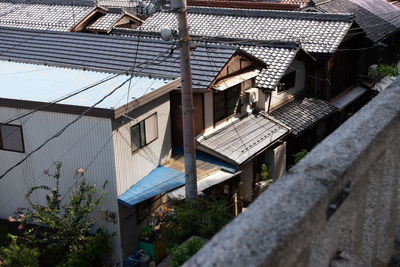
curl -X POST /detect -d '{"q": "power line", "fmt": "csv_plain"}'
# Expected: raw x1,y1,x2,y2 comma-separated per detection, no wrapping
0,45,175,181
1,74,120,125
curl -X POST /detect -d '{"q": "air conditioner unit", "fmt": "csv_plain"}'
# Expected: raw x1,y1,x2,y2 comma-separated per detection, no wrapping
244,88,259,104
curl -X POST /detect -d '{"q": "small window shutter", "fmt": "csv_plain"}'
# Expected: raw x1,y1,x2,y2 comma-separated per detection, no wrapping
0,125,24,152
145,113,158,144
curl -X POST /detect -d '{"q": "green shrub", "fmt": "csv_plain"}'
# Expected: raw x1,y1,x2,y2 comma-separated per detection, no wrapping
169,238,204,267
162,196,232,249
60,229,112,267
369,64,399,77
0,234,40,267
5,162,111,266
293,149,309,164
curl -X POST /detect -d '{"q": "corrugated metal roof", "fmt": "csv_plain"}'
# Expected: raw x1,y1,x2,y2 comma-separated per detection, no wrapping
270,97,337,135
196,112,289,165
319,0,400,42
118,166,185,207
331,86,367,110
139,7,353,54
350,0,400,28
0,27,238,89
0,2,92,31
0,60,172,110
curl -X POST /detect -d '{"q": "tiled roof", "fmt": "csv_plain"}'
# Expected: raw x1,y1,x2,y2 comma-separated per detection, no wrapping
241,44,299,89
196,112,289,165
97,0,137,7
281,0,311,7
0,27,241,90
270,97,337,135
112,30,300,90
318,0,400,42
139,7,353,54
86,13,121,31
0,2,92,31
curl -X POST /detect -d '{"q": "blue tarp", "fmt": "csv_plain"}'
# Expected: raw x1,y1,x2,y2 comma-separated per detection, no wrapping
118,166,185,207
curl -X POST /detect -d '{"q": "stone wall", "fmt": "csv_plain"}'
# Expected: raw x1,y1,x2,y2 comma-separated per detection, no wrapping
185,77,400,267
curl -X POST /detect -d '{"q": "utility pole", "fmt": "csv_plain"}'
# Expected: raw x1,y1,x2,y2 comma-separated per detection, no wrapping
174,0,198,201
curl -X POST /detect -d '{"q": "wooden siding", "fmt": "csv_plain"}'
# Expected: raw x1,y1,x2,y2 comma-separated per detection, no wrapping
112,94,172,196
0,107,121,263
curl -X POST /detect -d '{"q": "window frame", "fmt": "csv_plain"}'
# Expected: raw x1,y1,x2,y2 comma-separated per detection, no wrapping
277,71,296,93
213,83,242,124
0,123,25,153
130,113,158,153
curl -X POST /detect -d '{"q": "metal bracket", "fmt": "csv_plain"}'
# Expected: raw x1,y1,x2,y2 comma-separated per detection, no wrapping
327,181,351,219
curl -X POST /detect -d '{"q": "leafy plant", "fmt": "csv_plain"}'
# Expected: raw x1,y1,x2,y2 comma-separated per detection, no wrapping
293,149,309,164
0,234,40,267
162,196,232,250
169,238,204,267
260,163,269,181
60,229,112,267
3,162,110,266
369,64,399,77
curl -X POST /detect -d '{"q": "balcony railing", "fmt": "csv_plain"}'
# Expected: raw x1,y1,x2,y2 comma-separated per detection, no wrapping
185,77,400,267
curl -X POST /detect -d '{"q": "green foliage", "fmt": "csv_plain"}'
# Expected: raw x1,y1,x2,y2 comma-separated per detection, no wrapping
369,64,399,77
0,234,40,267
2,162,111,267
162,196,232,250
169,238,204,267
60,229,111,267
293,149,309,164
260,163,269,181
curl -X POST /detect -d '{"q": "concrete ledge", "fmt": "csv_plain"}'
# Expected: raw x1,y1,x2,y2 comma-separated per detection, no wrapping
184,77,400,267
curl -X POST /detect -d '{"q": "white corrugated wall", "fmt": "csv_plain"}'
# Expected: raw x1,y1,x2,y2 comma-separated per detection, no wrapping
113,94,172,196
0,107,122,263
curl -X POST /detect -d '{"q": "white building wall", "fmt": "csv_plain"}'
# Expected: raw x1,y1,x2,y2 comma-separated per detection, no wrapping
0,107,121,263
112,94,172,196
269,59,306,110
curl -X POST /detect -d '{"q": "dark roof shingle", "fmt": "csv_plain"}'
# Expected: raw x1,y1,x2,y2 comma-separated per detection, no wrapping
0,26,237,89
319,0,400,42
271,97,337,135
196,112,289,165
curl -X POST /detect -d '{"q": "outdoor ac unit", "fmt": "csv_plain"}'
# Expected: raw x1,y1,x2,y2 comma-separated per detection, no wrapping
244,88,259,104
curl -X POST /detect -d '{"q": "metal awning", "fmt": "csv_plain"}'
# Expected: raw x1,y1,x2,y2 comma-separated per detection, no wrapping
118,166,185,207
196,112,289,165
213,71,259,91
331,86,367,110
168,170,240,199
118,151,238,207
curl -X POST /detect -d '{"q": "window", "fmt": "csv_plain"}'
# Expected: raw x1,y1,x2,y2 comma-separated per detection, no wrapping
214,84,241,123
277,71,296,92
130,113,158,152
0,124,24,153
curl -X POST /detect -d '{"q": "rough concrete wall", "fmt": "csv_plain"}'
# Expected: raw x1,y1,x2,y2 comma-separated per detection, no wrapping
184,77,400,267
